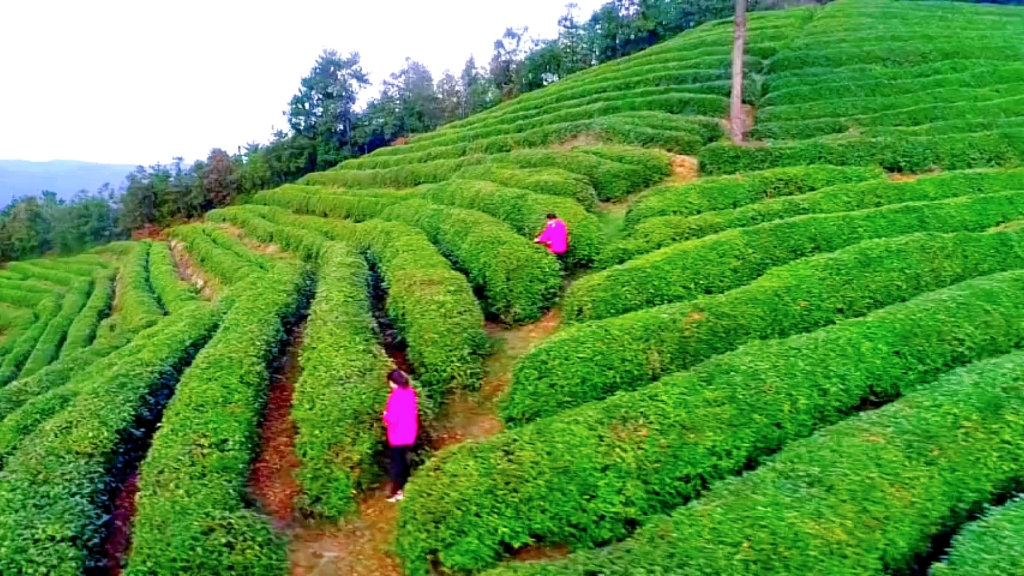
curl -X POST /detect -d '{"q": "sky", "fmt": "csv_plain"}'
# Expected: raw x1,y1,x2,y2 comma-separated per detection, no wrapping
0,0,608,167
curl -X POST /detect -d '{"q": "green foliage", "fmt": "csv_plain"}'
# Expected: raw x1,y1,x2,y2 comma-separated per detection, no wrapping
699,132,1020,176
147,242,200,314
606,168,1024,265
488,351,1024,576
396,270,1024,574
506,230,1024,423
0,294,63,385
168,225,264,285
934,496,1024,576
452,166,599,209
292,243,391,518
566,190,1024,322
60,269,115,356
7,261,80,286
18,279,92,378
380,199,560,324
252,187,560,324
126,260,307,576
116,241,166,333
0,303,221,575
625,165,885,226
417,180,601,268
210,205,487,396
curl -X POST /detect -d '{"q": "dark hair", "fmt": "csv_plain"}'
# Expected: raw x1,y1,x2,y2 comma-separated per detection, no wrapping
546,213,557,219
388,369,410,388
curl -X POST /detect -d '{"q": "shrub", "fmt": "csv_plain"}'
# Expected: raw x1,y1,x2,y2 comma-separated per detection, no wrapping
148,241,200,314
211,206,487,397
418,180,601,268
60,269,115,356
754,95,1024,141
699,131,1020,176
490,148,662,201
625,165,883,226
768,41,1024,74
0,285,54,309
0,295,63,385
256,184,413,220
292,243,392,519
762,63,1024,107
168,225,265,285
453,166,599,209
252,188,560,324
506,230,1024,423
380,199,561,324
488,351,1024,576
0,303,221,575
566,190,1024,322
396,270,1024,575
933,496,1024,576
7,262,80,287
606,168,1024,265
126,261,307,576
116,241,165,333
19,279,92,378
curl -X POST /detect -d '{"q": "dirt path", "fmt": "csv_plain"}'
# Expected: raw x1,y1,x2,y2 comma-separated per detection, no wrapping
170,240,217,299
249,320,305,527
287,309,563,576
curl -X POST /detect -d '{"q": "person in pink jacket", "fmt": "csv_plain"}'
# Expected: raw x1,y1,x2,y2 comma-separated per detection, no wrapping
534,213,568,256
382,369,418,502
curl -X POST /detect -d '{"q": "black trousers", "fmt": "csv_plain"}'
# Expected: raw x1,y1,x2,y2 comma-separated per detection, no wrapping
388,445,411,493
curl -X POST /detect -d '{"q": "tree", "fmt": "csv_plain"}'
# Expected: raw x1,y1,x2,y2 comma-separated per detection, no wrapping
460,57,497,117
287,50,371,158
489,27,531,99
387,59,443,134
202,148,240,207
436,71,463,124
729,0,748,143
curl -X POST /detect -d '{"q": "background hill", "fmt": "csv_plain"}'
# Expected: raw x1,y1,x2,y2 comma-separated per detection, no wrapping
0,159,135,204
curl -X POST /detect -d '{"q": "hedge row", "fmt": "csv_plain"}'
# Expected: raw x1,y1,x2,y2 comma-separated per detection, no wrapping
754,95,1024,141
625,165,884,226
7,261,80,287
698,131,1020,178
116,241,166,333
418,180,601,268
395,270,1024,575
762,63,1024,107
0,284,54,308
0,294,63,385
759,82,1024,124
211,205,487,396
60,269,115,357
492,147,665,201
568,190,1024,322
934,496,1024,576
768,41,1024,74
18,279,92,378
148,241,200,313
380,199,561,323
0,306,37,359
337,109,721,172
606,168,1024,265
453,166,599,208
765,58,1004,95
293,243,392,519
126,260,308,575
0,303,221,575
488,350,1024,576
168,225,265,285
506,229,1024,423
252,188,560,324
309,148,659,201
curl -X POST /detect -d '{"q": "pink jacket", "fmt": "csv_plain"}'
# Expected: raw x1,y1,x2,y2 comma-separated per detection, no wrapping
382,386,419,447
536,219,568,255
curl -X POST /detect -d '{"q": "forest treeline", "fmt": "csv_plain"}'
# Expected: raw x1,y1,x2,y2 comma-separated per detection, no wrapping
1,0,807,262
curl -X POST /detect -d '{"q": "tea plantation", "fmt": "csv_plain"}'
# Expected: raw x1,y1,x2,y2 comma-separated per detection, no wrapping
2,0,1024,574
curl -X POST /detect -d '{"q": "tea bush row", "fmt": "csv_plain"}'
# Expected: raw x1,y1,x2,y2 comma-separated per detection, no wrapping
934,496,1024,576
568,190,1024,322
60,269,115,356
395,270,1024,574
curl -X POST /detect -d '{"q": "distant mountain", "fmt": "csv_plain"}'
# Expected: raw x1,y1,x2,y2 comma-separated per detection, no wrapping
0,159,137,206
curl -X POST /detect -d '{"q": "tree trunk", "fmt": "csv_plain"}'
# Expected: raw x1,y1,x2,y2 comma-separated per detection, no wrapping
729,0,748,144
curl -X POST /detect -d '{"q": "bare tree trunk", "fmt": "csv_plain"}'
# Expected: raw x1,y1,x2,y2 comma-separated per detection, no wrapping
730,0,748,144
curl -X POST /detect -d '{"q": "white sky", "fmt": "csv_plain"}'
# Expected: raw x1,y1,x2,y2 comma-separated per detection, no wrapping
0,0,607,166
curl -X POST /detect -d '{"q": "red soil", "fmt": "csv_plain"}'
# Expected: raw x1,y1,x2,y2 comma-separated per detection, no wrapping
668,155,700,184
249,321,305,527
101,472,140,575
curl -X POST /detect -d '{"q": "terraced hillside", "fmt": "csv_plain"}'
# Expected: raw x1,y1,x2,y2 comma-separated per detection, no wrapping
4,0,1024,574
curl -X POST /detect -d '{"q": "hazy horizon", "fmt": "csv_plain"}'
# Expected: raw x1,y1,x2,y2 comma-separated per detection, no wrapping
0,0,606,168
